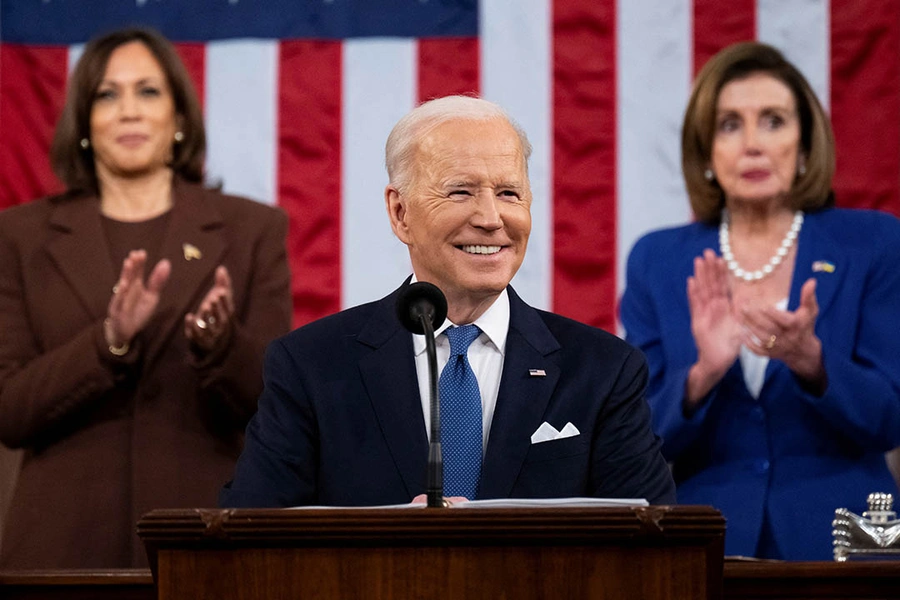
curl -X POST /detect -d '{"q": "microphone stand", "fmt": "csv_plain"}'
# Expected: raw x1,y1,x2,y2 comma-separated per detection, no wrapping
419,312,444,508
397,281,448,508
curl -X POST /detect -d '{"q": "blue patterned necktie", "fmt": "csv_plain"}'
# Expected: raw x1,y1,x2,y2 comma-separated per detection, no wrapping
439,324,483,500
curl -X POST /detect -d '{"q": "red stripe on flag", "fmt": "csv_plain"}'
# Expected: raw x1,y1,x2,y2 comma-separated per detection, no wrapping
552,0,617,331
173,43,206,111
0,45,67,209
417,37,480,102
278,41,343,327
692,0,755,75
830,3,900,217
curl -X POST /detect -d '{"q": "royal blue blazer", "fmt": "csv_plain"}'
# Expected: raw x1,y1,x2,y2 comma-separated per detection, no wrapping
620,207,900,560
221,284,675,507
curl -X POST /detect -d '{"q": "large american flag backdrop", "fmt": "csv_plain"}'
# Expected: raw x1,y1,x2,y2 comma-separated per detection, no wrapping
1,1,899,332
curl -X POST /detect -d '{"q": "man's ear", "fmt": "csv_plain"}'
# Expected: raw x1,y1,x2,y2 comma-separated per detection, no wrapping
385,185,411,244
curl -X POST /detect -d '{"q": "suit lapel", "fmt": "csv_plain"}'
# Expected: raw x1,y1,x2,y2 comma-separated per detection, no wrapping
763,211,845,386
46,194,119,319
479,288,561,499
142,181,225,366
46,183,225,365
357,285,429,498
789,211,844,316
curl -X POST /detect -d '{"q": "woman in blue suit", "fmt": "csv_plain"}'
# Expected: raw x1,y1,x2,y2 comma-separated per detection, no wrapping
620,42,900,560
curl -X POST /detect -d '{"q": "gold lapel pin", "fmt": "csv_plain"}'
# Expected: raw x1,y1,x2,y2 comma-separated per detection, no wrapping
183,243,202,261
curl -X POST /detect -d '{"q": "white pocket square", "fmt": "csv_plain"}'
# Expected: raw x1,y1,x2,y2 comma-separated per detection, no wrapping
530,421,580,444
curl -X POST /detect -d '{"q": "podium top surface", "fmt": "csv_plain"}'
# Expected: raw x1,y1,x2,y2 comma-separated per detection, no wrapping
137,505,724,546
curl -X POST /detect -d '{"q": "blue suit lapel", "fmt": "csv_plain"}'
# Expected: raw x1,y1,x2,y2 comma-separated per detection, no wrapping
357,284,429,499
479,287,561,499
762,211,845,387
699,213,844,315
789,212,844,316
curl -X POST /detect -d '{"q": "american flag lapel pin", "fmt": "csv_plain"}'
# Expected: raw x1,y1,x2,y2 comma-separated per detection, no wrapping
529,369,546,377
812,260,835,273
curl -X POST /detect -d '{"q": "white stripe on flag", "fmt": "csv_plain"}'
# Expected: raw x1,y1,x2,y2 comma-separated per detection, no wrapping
758,0,830,111
68,44,84,73
342,39,416,309
205,40,278,205
481,0,553,311
617,0,693,297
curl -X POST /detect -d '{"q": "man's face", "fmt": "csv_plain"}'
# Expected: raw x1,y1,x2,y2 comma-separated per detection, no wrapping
386,118,532,314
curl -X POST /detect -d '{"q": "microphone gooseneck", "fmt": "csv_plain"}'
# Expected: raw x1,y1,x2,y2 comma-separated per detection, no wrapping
396,282,448,508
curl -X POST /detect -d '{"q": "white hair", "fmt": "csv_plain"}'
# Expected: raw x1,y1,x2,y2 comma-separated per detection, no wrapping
384,95,533,193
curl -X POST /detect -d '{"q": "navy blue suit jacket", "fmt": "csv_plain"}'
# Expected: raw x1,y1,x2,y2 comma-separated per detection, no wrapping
221,284,675,507
621,208,900,560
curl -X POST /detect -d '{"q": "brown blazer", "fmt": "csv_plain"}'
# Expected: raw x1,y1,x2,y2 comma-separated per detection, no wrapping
0,179,292,568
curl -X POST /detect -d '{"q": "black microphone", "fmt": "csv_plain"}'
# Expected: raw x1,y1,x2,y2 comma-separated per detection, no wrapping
396,282,448,508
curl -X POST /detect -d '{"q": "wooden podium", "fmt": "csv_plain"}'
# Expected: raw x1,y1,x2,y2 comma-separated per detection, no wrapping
137,505,725,599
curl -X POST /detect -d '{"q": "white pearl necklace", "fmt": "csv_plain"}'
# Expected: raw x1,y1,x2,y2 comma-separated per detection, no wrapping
719,210,804,282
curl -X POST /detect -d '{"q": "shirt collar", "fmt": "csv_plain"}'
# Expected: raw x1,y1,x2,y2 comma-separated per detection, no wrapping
409,275,510,357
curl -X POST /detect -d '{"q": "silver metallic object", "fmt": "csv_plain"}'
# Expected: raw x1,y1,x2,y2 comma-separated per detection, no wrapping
833,493,900,561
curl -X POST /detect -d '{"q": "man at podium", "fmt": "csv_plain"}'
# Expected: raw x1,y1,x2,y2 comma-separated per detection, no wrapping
220,96,675,508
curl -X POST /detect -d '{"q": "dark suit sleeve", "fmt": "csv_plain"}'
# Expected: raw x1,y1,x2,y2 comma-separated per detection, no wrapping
220,336,317,507
589,346,676,505
190,205,292,425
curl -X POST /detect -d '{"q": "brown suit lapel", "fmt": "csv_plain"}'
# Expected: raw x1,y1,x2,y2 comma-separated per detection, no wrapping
45,182,227,367
46,194,118,320
141,181,226,366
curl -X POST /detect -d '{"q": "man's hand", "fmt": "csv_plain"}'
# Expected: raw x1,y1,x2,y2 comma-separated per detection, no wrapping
410,494,470,506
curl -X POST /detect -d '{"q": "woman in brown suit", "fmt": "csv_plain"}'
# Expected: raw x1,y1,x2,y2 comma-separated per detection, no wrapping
0,27,292,568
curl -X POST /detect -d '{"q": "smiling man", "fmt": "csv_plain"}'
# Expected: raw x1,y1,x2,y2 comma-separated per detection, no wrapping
220,96,675,507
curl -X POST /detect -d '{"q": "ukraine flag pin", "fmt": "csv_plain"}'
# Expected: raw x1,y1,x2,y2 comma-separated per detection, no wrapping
812,260,835,273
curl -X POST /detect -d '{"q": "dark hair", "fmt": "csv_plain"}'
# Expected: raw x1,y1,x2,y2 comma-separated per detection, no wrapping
50,26,206,194
681,42,835,223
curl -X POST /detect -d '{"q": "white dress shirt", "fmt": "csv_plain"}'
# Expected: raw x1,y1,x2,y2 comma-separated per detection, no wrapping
739,298,788,399
412,287,509,454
